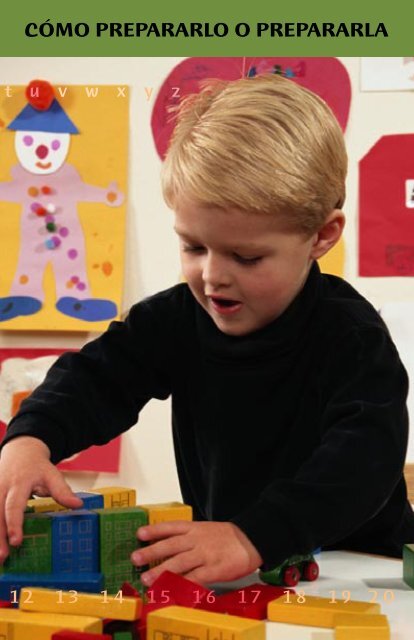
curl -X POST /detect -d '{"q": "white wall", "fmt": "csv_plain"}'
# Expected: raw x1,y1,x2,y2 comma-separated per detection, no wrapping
0,57,413,500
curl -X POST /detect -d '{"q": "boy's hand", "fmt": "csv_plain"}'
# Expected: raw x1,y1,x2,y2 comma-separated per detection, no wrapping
131,521,263,586
0,436,83,562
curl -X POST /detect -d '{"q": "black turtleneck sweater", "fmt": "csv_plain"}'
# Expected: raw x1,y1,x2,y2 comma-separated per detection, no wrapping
2,262,414,567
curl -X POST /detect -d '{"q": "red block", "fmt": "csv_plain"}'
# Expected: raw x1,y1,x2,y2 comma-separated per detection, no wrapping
148,570,210,607
196,583,291,619
0,600,12,608
121,581,141,599
52,631,112,640
138,601,173,640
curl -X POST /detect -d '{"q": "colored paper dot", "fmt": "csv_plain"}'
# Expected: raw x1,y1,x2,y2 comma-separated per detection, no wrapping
19,275,29,284
102,261,113,276
51,140,61,151
41,185,52,195
76,282,86,291
46,222,56,232
45,214,55,224
52,236,61,248
68,249,78,260
35,206,47,217
107,191,117,203
66,280,74,288
71,276,79,284
28,186,39,197
31,202,41,213
45,239,54,250
59,227,69,238
23,135,34,147
46,203,56,213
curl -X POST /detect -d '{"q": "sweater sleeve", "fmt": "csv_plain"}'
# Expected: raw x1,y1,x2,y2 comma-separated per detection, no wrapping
231,325,409,567
0,299,172,464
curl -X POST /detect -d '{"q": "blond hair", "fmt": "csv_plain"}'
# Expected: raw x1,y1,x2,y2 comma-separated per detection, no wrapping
161,74,347,235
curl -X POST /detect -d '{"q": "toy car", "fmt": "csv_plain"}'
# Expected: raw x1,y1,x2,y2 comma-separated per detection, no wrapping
259,553,319,587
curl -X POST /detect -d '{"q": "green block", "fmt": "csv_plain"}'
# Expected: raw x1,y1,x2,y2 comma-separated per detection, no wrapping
95,507,148,594
2,513,52,574
114,633,133,640
403,543,414,588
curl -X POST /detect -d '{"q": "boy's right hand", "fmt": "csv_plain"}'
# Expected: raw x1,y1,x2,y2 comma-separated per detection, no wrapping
0,436,83,563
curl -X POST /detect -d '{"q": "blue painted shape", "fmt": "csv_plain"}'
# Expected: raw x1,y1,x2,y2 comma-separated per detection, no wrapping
8,99,79,134
50,510,99,574
0,572,104,601
75,492,104,509
0,296,42,321
56,296,117,321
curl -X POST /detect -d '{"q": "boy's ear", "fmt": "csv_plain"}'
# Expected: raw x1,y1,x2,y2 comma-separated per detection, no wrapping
310,210,345,260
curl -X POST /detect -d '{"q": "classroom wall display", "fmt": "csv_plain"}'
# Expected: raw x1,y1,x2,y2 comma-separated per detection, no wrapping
0,348,121,472
151,56,351,277
359,134,414,276
0,81,128,331
361,57,414,91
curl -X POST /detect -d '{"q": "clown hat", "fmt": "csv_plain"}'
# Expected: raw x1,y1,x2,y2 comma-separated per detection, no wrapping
8,79,79,134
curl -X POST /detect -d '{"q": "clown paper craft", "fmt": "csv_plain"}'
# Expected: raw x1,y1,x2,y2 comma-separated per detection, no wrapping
0,80,128,331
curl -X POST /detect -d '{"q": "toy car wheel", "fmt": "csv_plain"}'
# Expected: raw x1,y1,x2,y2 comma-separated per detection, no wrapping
303,561,319,581
283,565,301,586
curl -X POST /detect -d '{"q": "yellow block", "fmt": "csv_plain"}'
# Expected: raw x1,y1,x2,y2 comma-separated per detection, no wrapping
139,502,193,524
148,605,265,640
267,595,381,628
27,497,67,513
20,587,142,621
334,613,390,640
91,486,136,508
0,608,102,640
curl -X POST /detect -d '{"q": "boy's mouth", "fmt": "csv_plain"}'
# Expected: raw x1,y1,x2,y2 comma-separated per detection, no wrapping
208,296,243,315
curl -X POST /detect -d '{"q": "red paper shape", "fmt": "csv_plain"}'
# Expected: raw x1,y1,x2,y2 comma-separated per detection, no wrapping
359,134,414,276
148,570,210,608
0,348,121,472
196,583,291,619
152,57,351,159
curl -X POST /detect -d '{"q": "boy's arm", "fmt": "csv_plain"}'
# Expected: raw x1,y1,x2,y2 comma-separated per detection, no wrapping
230,325,409,568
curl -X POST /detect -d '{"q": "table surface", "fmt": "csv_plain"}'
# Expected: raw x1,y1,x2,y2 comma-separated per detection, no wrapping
215,551,414,640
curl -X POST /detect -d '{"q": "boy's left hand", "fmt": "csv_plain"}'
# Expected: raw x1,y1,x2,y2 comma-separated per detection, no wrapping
131,521,263,587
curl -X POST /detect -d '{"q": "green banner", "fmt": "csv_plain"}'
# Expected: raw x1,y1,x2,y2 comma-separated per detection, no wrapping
0,0,412,56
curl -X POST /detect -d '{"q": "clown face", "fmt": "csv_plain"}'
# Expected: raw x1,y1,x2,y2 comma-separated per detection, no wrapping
15,131,70,175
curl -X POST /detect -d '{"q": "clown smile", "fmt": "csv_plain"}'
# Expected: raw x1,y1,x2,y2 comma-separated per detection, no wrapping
36,161,52,170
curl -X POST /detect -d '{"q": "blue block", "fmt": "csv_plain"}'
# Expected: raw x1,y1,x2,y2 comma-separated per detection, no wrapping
0,572,104,601
50,510,99,574
75,492,104,509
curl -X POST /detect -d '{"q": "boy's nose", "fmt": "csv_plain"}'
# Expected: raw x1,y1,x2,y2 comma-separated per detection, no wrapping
36,145,49,159
202,255,231,287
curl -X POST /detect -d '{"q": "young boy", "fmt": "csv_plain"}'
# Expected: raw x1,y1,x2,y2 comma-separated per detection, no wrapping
0,74,413,588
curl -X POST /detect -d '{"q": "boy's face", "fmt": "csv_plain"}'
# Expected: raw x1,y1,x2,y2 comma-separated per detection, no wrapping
174,199,320,336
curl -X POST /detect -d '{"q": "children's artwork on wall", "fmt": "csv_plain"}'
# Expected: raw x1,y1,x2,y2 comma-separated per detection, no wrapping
0,348,121,472
151,57,350,278
0,81,128,331
361,58,414,91
380,303,414,463
359,134,414,276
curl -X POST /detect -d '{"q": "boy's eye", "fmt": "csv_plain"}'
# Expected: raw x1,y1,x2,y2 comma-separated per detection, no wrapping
182,245,204,253
234,254,262,265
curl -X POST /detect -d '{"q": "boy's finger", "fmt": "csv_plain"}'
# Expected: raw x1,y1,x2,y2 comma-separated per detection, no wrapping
46,470,83,509
137,520,192,541
4,485,32,547
140,550,201,587
0,495,10,563
131,535,192,566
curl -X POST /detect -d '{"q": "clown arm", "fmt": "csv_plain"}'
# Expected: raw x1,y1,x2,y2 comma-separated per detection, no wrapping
0,172,22,203
77,178,124,208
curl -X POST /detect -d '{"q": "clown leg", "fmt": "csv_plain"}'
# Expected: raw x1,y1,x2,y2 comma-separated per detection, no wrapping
52,240,117,322
0,243,46,321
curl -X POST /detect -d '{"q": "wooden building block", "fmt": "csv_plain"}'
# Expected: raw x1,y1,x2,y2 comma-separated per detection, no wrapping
0,608,102,639
51,510,100,574
333,613,390,639
148,571,209,607
95,507,147,594
403,543,414,588
199,583,288,619
0,512,52,574
0,571,104,601
27,496,67,513
20,586,142,620
147,605,265,640
267,595,381,628
52,632,112,639
138,502,192,525
91,487,136,508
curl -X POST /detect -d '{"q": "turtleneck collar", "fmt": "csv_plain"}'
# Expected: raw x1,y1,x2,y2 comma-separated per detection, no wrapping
195,260,322,364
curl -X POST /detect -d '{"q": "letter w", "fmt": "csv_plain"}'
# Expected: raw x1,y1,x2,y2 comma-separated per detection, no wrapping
85,87,99,97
